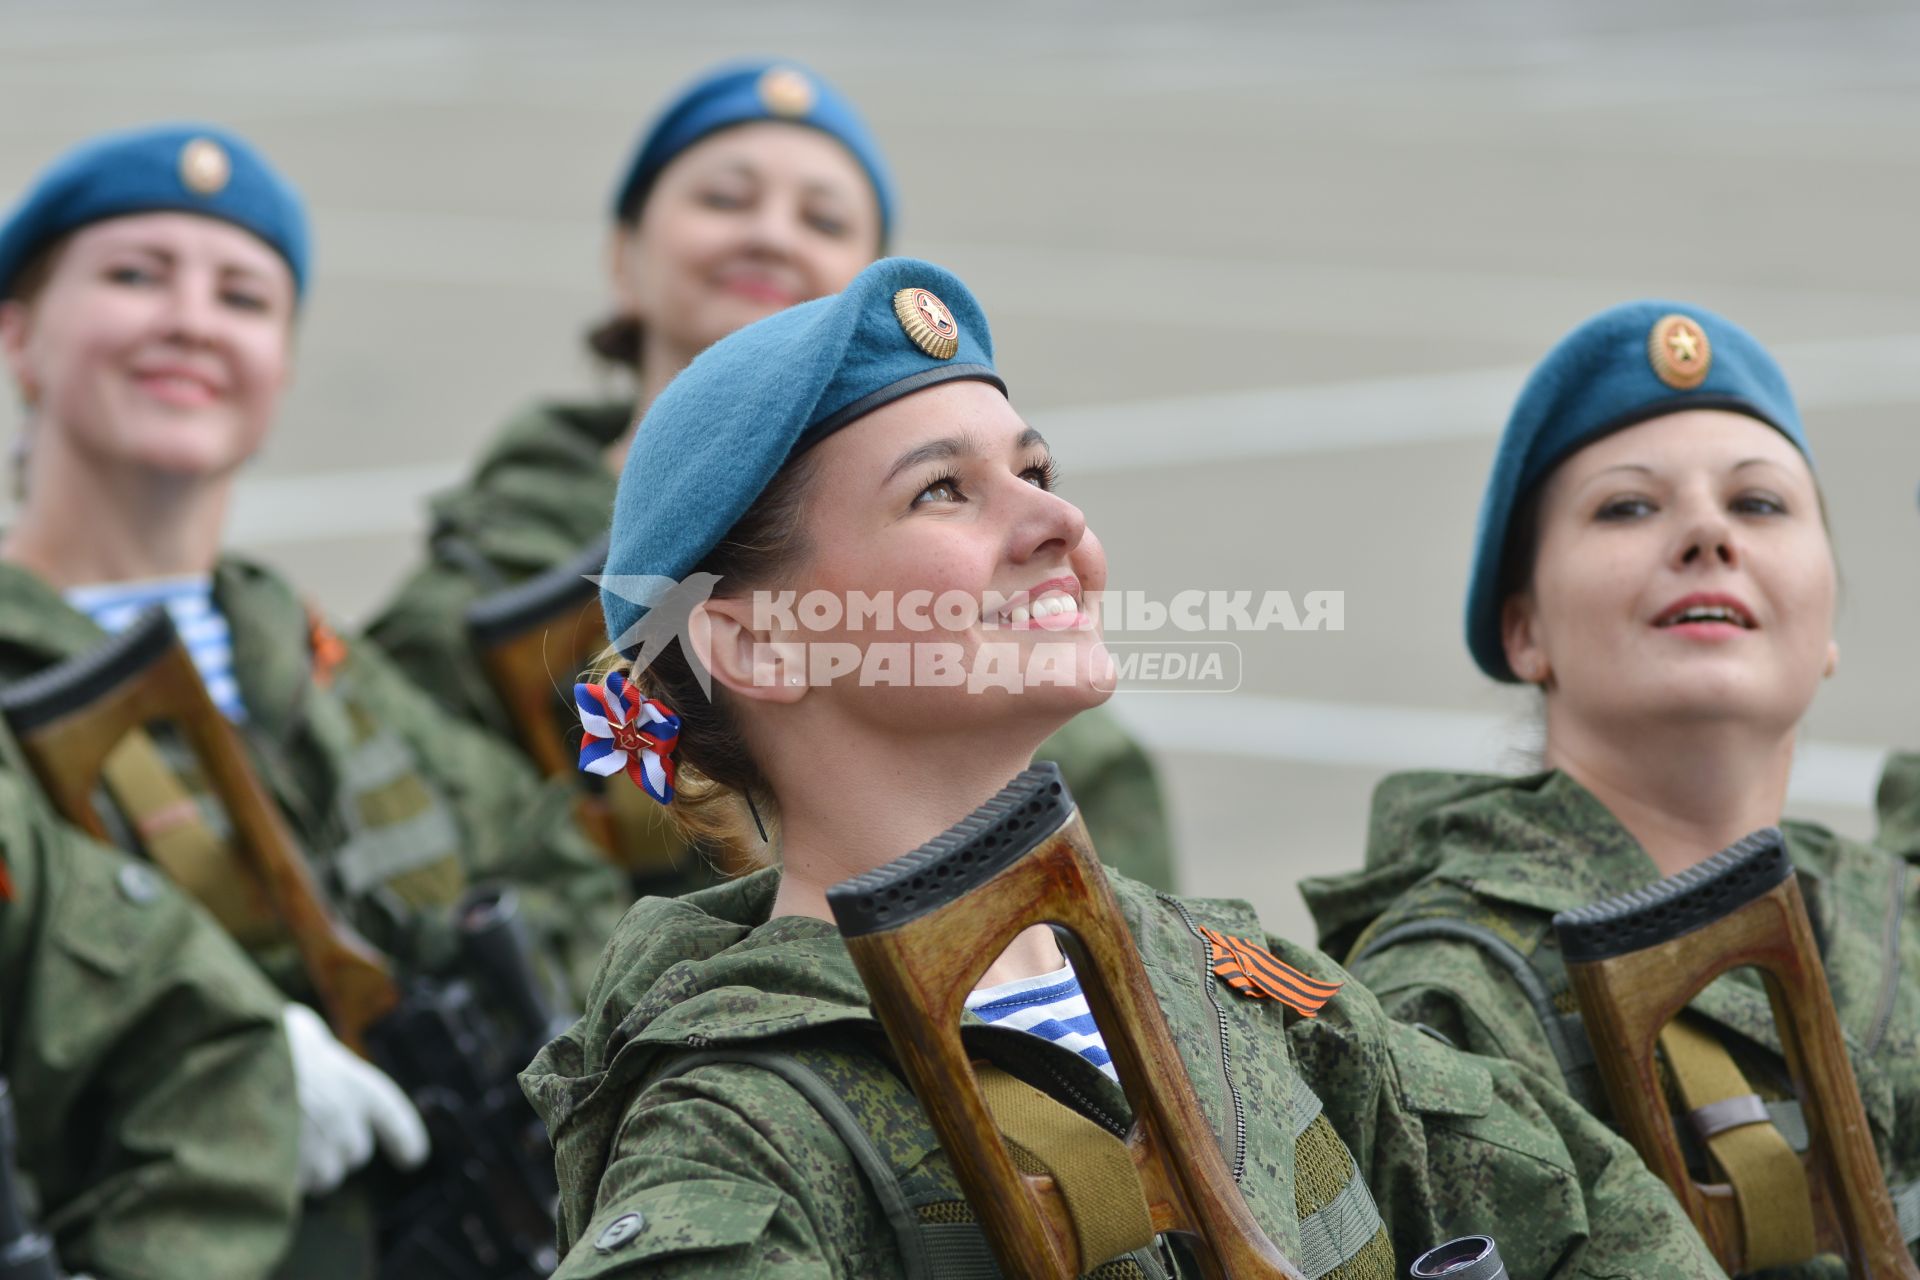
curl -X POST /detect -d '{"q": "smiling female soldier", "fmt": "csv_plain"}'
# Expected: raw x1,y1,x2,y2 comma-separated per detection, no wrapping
1301,301,1920,1275
0,122,626,1277
363,60,1175,896
519,259,1726,1278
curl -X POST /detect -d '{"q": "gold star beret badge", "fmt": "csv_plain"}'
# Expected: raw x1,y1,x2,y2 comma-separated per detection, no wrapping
757,67,816,119
178,137,232,197
893,287,959,359
1648,314,1711,390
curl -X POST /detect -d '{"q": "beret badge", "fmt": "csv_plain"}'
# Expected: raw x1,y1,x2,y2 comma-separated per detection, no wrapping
892,287,959,360
1648,313,1712,390
757,67,816,119
177,137,232,197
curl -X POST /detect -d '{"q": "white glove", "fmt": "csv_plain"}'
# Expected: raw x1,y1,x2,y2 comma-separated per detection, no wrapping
282,1003,431,1196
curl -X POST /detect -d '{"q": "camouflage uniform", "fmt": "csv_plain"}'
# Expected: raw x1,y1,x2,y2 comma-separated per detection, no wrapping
1300,769,1920,1276
1878,752,1920,860
365,399,1178,892
0,554,625,999
0,769,299,1278
520,865,1726,1278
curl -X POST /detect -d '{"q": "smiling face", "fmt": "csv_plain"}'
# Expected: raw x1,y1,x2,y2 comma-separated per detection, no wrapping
0,211,295,481
610,121,882,366
1501,409,1837,738
777,378,1113,737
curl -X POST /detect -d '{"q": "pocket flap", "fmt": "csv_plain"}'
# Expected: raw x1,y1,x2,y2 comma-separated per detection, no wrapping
564,1178,783,1273
1388,1022,1493,1118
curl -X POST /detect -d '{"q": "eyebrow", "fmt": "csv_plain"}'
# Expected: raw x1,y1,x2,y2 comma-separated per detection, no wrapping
882,427,1049,487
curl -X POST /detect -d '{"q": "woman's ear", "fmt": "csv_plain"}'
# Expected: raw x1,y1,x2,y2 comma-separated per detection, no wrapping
1501,593,1551,686
1823,640,1839,680
689,595,808,705
606,225,645,322
0,300,40,407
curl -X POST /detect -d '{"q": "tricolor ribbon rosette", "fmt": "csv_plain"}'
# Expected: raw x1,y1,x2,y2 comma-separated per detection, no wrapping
574,672,681,805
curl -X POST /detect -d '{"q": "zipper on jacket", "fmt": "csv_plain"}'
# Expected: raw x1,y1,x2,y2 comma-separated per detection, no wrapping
1157,893,1248,1184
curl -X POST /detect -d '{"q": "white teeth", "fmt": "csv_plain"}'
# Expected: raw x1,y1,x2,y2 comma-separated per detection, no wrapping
1009,605,1030,626
1667,605,1747,627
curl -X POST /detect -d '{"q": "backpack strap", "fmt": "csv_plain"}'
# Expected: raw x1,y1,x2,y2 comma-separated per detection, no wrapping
1352,917,1602,1112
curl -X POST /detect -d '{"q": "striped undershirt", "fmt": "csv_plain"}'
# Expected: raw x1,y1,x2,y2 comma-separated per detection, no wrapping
65,576,246,722
965,961,1117,1082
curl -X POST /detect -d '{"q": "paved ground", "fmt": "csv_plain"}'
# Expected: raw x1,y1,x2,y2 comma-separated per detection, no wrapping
2,0,1915,944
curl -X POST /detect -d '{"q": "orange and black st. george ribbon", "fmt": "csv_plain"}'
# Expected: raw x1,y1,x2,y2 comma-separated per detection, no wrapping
1197,925,1340,1017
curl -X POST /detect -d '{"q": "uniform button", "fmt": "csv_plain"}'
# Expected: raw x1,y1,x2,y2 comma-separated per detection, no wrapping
595,1212,645,1252
117,863,162,904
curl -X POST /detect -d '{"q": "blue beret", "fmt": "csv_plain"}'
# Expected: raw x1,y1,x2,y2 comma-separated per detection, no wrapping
1465,299,1810,681
612,59,895,246
603,256,1002,653
0,123,309,300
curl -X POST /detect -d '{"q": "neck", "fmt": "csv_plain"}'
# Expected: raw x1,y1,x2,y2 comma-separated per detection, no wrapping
1542,707,1796,878
765,712,1068,988
1,428,228,588
603,334,696,474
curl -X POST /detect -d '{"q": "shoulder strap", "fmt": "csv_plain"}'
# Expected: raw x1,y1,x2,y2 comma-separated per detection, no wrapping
653,1047,947,1280
652,1047,1176,1280
1661,1017,1816,1269
1352,917,1602,1111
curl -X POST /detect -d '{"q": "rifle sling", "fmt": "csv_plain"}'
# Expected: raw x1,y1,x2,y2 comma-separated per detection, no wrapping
1659,1017,1815,1269
974,1062,1155,1269
98,730,284,949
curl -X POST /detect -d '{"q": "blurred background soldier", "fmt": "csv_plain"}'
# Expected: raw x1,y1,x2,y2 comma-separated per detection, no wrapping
0,122,624,1277
0,768,299,1279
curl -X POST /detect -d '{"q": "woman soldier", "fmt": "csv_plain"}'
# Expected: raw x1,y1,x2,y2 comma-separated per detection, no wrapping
520,257,1725,1278
363,59,1175,894
0,123,626,1275
0,768,299,1278
1301,302,1920,1273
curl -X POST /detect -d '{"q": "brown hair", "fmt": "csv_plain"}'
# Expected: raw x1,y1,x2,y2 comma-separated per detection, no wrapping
585,312,643,368
618,446,823,847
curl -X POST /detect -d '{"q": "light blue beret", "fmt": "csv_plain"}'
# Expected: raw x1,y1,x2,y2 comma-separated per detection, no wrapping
603,256,1003,653
612,59,895,246
1466,299,1810,682
0,123,309,299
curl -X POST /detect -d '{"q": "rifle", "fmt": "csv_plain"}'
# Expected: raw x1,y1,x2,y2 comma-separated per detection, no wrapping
0,1080,60,1280
825,763,1304,1279
0,608,563,1279
465,536,748,881
1554,828,1919,1279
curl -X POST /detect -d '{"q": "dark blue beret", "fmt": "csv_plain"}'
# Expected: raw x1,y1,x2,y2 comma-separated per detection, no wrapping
603,256,1002,654
611,59,895,246
1466,299,1811,682
0,122,309,300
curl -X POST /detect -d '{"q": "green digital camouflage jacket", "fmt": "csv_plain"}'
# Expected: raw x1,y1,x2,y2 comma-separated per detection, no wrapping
1299,769,1920,1275
0,769,299,1278
364,398,1178,893
1878,752,1920,861
0,554,626,1002
521,864,1726,1278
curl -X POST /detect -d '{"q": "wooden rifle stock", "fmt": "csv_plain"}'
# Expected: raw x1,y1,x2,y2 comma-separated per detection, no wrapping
0,608,400,1055
1554,829,1918,1279
826,764,1302,1279
465,535,620,855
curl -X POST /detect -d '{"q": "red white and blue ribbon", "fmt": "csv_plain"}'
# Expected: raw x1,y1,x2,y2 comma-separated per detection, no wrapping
574,671,681,805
